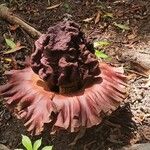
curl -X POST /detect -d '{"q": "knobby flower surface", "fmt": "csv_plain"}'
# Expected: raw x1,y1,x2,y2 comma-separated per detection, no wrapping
0,21,127,135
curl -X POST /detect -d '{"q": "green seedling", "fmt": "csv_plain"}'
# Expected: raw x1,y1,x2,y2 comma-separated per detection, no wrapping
95,50,109,59
93,40,111,60
4,37,25,54
15,135,53,150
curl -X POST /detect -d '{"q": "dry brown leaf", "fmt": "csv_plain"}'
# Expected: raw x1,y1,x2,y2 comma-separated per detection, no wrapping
46,3,61,10
130,61,150,87
127,73,137,80
9,24,19,31
95,11,101,24
127,34,136,40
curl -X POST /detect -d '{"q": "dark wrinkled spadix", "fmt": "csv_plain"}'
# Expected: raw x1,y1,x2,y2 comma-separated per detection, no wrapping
0,21,127,135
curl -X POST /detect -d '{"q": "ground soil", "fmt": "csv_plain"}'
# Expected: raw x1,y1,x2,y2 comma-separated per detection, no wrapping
0,0,150,150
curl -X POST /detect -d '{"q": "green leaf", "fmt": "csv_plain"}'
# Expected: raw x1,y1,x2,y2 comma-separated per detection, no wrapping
21,135,33,150
5,38,16,49
42,146,53,150
113,22,130,31
95,50,109,59
94,40,110,48
33,139,42,150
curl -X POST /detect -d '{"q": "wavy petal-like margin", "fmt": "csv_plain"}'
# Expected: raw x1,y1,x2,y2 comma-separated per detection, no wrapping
0,68,55,135
52,63,127,132
0,63,127,135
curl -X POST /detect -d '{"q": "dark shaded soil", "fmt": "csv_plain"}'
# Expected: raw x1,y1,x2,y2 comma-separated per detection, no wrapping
0,0,150,150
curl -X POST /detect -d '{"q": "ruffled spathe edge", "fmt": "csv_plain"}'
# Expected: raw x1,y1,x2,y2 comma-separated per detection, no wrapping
0,68,55,135
0,63,127,135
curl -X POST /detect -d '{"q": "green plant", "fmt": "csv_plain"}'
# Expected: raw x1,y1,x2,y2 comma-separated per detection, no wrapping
93,40,110,48
93,40,111,60
3,35,25,54
15,135,53,150
95,50,109,59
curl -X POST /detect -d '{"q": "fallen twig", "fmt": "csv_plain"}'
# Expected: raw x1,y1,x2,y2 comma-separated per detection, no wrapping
46,3,62,10
126,69,148,78
130,61,150,76
0,4,42,38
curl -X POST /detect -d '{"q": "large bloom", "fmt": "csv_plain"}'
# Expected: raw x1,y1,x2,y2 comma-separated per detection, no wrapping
0,21,127,135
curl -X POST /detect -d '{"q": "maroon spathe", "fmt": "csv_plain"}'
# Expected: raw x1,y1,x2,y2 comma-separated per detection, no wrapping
0,21,127,135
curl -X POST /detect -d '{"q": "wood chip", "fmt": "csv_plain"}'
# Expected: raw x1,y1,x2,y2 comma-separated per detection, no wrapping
83,17,94,22
46,3,61,10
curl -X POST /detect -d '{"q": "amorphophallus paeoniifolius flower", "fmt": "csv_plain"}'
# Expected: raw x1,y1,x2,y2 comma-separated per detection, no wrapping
0,21,127,135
